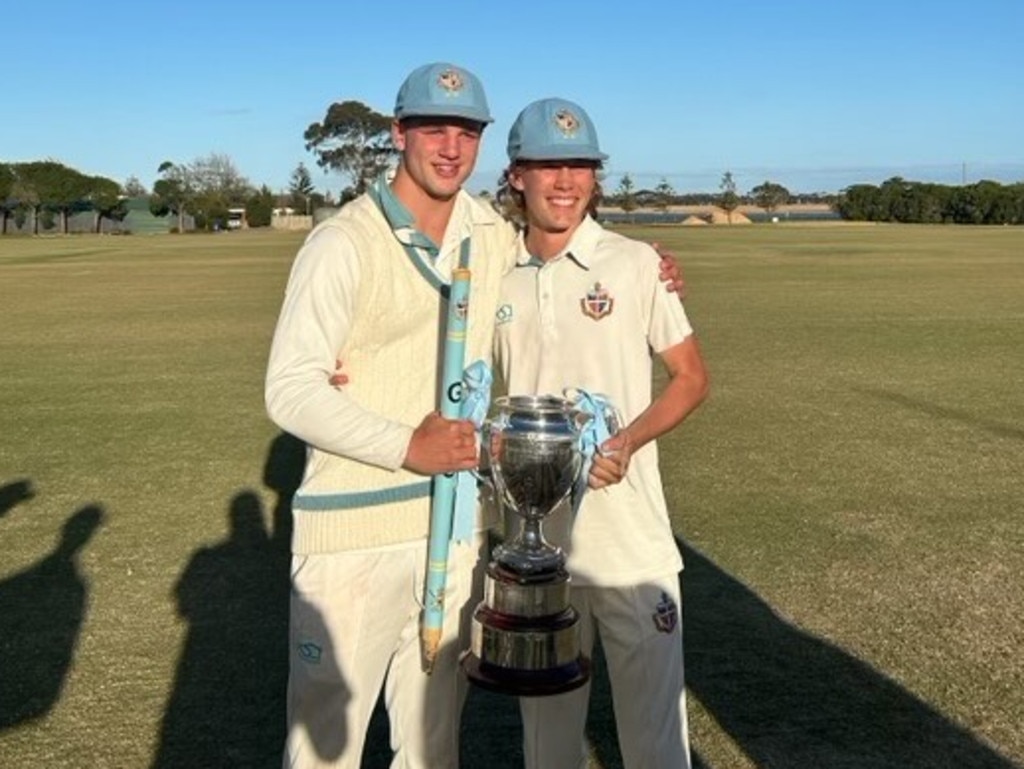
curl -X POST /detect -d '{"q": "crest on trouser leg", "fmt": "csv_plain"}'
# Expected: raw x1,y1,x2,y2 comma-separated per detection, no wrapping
652,591,678,633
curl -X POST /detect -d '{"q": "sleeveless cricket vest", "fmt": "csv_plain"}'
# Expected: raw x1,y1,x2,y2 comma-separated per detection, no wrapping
290,192,513,554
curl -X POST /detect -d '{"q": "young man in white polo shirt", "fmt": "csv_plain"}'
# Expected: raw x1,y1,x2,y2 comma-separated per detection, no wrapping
492,97,709,769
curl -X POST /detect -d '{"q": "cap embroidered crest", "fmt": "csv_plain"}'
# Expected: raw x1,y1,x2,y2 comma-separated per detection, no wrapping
580,282,614,320
554,109,580,137
438,68,464,95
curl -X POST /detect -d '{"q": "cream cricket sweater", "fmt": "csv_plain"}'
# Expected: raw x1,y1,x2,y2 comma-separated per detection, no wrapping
266,190,514,554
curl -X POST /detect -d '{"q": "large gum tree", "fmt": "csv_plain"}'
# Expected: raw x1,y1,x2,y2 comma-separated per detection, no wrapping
303,100,396,199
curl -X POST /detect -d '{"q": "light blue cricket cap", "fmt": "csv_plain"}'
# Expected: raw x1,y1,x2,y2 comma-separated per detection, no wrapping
394,62,493,124
506,97,608,163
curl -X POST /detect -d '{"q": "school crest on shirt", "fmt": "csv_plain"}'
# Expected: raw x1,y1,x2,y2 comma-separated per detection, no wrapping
580,282,614,320
554,109,580,137
495,303,513,325
652,591,678,634
437,68,464,95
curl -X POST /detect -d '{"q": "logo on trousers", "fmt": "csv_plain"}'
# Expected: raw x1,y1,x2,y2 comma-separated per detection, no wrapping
652,591,678,633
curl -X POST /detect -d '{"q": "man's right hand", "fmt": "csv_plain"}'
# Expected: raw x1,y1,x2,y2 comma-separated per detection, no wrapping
403,412,479,475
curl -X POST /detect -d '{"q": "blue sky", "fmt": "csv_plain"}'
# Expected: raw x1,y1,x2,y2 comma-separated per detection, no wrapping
5,0,1022,195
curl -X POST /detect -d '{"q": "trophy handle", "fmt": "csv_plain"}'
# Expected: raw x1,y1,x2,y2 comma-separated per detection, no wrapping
471,415,507,488
470,419,493,487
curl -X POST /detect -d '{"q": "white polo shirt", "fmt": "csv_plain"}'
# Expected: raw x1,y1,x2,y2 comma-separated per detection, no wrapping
492,216,693,587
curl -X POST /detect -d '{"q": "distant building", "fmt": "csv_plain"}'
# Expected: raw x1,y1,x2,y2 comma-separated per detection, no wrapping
226,208,247,230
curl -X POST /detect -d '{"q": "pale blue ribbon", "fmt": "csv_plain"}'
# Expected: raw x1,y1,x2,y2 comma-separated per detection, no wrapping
567,388,617,517
450,360,492,542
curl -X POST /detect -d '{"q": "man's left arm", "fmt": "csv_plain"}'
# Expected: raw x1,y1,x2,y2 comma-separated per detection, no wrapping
589,336,708,489
621,336,707,451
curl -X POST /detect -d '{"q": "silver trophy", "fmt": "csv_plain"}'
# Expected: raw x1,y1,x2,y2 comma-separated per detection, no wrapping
461,394,593,696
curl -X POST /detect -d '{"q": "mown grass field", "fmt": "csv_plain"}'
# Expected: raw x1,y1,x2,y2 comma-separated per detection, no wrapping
1,224,1021,768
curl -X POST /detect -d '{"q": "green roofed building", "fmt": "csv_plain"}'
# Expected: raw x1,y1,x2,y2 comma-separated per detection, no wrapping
120,196,178,234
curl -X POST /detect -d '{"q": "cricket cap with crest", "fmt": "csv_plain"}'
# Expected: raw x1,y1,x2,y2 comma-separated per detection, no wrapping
394,62,493,124
506,97,608,163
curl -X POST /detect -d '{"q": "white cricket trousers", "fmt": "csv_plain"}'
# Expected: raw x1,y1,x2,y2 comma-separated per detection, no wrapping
520,575,690,769
282,535,484,769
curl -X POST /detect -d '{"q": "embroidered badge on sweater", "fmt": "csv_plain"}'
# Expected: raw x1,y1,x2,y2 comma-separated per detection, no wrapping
652,591,678,633
580,282,614,320
496,303,513,325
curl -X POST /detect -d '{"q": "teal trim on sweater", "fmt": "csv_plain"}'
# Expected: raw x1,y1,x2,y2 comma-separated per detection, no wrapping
293,480,432,511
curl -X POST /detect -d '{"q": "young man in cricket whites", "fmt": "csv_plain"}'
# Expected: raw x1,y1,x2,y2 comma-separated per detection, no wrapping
492,97,709,769
265,62,514,769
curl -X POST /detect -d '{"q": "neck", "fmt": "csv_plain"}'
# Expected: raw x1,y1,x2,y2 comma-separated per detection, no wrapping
524,225,577,262
390,168,457,245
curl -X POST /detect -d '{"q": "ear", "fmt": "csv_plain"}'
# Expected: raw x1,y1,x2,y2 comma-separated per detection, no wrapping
391,120,406,151
508,165,526,192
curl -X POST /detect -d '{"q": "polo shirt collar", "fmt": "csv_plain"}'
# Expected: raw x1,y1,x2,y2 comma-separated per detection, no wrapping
371,173,437,254
514,214,602,269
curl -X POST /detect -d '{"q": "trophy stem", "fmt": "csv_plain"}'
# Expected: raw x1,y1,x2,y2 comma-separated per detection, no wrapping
519,516,545,552
494,513,563,576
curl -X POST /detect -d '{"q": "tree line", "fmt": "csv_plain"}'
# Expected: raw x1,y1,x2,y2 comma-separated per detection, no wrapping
605,172,809,219
0,161,127,235
833,177,1024,224
0,156,331,235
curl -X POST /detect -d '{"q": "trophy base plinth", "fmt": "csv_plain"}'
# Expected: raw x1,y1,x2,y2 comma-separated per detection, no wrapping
485,563,571,617
460,651,590,697
463,564,590,697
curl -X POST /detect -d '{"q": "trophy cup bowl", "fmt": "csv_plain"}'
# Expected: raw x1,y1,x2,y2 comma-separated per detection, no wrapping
461,395,592,696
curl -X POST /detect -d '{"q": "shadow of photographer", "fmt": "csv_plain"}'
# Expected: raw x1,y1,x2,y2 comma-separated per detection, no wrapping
151,433,306,767
0,483,103,731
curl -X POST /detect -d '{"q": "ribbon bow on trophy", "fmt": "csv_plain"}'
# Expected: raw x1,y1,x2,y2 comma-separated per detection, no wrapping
566,388,619,517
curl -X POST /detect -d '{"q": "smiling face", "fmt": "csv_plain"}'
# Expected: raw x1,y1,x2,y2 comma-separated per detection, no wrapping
509,160,599,252
392,116,484,202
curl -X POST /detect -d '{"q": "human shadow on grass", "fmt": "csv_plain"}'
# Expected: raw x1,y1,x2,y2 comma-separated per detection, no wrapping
855,386,1024,442
0,478,35,518
152,432,304,768
679,538,1018,769
0,499,103,730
